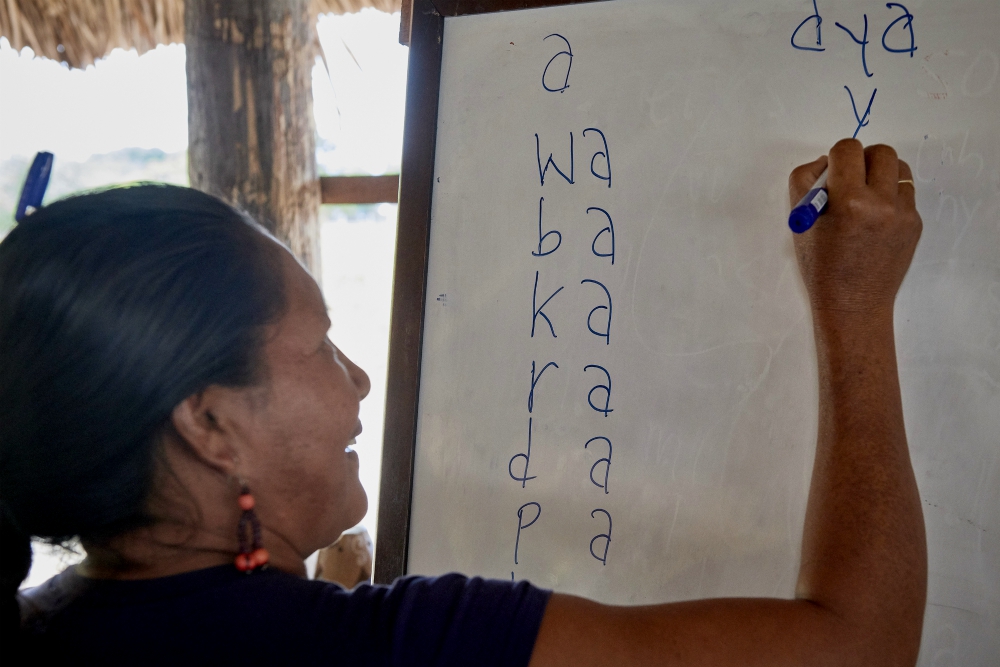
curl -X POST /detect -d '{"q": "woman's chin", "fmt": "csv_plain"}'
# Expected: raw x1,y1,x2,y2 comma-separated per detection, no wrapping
351,486,369,524
338,485,368,533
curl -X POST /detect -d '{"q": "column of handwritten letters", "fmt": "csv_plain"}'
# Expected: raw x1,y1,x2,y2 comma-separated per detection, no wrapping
509,35,617,579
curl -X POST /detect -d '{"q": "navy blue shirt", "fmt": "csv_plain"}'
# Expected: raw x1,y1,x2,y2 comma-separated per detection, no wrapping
18,566,551,665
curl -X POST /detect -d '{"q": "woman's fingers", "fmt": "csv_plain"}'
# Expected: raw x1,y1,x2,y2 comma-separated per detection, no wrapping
790,141,921,314
865,144,900,199
826,138,866,193
897,160,917,212
788,155,829,207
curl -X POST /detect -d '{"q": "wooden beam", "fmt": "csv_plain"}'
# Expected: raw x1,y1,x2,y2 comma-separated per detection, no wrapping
320,175,400,204
185,0,322,275
399,0,413,45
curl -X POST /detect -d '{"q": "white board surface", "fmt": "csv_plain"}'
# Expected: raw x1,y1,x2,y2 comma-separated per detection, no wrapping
407,1,999,663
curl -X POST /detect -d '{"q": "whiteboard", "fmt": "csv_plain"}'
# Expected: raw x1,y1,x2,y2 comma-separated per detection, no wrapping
405,1,999,663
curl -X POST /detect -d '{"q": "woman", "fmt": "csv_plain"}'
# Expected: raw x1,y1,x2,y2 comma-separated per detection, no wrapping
2,139,926,665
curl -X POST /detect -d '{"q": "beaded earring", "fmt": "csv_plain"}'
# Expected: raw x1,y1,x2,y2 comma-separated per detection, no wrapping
234,484,269,572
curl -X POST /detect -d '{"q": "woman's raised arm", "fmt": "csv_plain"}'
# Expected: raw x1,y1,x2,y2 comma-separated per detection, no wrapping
528,139,927,667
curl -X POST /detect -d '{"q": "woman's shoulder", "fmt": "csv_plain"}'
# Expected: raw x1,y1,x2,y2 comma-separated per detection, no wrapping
18,565,547,618
19,566,550,665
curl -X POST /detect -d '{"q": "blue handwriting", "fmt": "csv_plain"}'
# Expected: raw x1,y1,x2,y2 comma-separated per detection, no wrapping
582,128,612,188
581,279,612,345
529,361,559,413
542,34,573,93
534,130,617,187
589,509,612,565
791,0,825,52
536,132,575,186
588,207,615,265
531,271,564,338
882,3,917,57
584,364,614,417
844,85,877,138
515,502,542,565
585,437,612,494
835,14,873,77
509,418,538,488
532,197,562,257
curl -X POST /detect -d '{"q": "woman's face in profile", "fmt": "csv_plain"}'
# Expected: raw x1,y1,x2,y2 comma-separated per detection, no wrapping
237,248,371,555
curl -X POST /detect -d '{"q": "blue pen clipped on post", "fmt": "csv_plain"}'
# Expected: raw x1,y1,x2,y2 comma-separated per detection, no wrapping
788,167,829,233
15,152,55,223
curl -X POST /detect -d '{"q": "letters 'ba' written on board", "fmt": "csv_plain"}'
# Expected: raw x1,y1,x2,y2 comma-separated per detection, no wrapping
403,0,998,663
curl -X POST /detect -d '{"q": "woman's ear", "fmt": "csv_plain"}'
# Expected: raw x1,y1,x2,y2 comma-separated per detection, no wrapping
170,388,241,473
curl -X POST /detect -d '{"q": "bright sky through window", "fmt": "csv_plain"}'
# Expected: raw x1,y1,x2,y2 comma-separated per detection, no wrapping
0,9,407,175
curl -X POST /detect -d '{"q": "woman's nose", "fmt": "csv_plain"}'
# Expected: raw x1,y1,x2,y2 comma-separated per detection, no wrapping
340,350,371,400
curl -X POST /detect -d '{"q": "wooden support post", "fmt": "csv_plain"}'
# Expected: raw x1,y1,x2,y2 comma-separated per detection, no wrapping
185,0,322,274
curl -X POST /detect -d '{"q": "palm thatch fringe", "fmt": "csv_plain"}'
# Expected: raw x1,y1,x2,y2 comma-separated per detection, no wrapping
0,0,401,69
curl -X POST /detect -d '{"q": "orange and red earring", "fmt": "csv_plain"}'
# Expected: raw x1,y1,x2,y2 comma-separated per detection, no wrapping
235,484,269,572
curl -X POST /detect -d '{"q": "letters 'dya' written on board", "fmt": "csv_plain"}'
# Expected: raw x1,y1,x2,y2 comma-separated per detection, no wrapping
403,0,998,663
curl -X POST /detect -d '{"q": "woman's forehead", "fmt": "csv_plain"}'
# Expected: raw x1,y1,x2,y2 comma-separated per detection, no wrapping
275,250,330,337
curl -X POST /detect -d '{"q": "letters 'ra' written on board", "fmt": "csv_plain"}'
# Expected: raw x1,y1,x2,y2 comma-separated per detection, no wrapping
404,0,998,663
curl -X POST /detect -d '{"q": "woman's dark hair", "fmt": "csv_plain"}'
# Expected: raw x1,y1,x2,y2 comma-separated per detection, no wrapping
0,184,286,638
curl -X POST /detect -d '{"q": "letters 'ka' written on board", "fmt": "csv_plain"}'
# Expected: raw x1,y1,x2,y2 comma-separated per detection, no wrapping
375,1,999,664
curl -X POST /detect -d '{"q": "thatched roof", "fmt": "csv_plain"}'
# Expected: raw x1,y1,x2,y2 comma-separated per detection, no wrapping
0,0,402,69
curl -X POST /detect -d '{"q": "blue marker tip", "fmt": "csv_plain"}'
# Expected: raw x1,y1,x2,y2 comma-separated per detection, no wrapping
788,167,829,234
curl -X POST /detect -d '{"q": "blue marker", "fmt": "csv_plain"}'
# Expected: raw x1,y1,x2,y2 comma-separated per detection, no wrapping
15,152,54,223
788,167,828,233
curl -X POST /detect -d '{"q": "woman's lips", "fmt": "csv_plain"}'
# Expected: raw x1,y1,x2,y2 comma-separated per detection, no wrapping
346,422,362,459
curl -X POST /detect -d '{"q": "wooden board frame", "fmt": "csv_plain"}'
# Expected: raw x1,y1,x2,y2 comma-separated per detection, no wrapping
374,0,602,584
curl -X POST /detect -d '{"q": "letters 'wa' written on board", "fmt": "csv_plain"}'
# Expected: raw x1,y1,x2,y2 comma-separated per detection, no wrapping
401,0,998,662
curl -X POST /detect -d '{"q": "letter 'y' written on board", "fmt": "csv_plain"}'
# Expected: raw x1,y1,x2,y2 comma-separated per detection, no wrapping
791,1,918,138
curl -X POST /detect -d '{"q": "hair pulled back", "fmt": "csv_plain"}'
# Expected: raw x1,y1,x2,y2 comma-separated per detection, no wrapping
0,184,286,639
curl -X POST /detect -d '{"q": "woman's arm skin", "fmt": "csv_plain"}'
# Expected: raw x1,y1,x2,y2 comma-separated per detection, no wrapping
528,139,927,667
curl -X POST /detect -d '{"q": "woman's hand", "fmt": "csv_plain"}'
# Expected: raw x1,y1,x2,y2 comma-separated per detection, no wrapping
790,139,922,317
